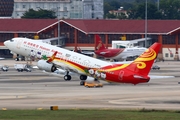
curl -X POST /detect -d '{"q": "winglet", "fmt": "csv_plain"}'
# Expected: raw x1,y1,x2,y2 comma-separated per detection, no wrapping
47,51,58,63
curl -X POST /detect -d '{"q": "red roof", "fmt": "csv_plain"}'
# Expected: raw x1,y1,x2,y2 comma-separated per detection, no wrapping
61,19,180,35
0,19,180,35
0,19,57,33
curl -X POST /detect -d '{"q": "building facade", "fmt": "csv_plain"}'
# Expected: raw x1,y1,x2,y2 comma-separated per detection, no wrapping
12,0,104,19
1,19,180,61
0,0,14,17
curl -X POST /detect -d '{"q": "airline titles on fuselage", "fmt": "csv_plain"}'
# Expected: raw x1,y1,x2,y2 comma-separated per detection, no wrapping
23,41,62,56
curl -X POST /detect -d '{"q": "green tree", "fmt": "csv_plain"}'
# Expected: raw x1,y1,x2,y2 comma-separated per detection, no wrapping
21,8,56,19
106,13,117,19
104,0,122,18
104,2,114,18
128,2,161,19
160,0,180,19
109,0,121,10
117,12,128,19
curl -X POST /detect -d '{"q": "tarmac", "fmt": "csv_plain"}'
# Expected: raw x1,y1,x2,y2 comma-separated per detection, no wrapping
0,59,180,110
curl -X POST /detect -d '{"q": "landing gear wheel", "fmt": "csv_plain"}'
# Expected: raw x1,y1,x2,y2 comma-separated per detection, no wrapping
51,66,57,72
64,75,71,81
80,81,85,86
80,75,87,80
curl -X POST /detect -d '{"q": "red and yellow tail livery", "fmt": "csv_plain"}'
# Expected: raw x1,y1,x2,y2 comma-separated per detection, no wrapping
95,35,106,50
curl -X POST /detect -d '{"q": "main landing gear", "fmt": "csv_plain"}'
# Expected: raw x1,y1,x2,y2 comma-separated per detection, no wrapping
63,72,92,86
64,71,71,81
80,75,87,85
79,75,100,86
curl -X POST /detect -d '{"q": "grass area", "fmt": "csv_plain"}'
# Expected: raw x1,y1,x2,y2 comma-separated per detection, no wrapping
0,109,180,120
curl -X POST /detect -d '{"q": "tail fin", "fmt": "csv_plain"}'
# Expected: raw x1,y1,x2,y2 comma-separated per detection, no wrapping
47,51,58,63
125,42,161,76
95,35,106,50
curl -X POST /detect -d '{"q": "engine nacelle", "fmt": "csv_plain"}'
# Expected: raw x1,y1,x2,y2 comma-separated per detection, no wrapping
37,60,57,72
85,76,95,82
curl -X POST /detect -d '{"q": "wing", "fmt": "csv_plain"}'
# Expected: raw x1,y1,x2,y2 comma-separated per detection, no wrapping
149,75,175,79
81,51,95,56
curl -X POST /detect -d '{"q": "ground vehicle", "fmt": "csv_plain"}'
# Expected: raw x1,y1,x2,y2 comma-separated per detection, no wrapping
14,64,31,72
152,65,160,70
1,65,8,72
24,67,31,72
84,81,103,88
14,64,24,72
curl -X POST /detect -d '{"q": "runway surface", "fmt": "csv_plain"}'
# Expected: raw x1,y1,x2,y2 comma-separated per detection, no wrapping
0,60,180,110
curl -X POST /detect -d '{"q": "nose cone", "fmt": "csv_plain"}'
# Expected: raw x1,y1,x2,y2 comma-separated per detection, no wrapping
4,40,10,48
4,40,9,48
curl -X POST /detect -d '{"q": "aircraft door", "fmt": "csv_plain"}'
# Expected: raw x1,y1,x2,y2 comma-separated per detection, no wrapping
118,70,124,81
16,39,23,49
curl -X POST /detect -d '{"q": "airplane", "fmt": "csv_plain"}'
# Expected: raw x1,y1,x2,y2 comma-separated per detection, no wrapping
94,35,147,61
4,37,162,85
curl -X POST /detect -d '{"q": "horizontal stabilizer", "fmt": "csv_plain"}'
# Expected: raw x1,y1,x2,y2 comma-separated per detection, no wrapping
149,75,175,79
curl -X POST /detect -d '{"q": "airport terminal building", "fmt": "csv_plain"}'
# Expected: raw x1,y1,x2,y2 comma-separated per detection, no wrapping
0,19,180,61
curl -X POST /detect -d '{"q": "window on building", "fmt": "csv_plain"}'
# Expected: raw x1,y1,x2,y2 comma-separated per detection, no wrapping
148,35,158,43
16,4,19,8
170,53,174,58
77,32,94,44
0,33,14,42
64,12,68,17
22,5,26,9
92,5,94,10
162,35,175,44
44,4,48,9
92,13,94,18
165,53,168,57
126,34,142,40
64,7,67,11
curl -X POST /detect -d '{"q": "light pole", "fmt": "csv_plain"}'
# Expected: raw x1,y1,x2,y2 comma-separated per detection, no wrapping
57,7,60,46
145,0,147,48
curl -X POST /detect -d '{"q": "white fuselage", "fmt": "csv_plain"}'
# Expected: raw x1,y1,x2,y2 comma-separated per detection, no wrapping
4,37,113,75
112,47,146,60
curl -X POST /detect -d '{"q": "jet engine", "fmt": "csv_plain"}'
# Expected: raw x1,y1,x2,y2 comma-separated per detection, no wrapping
37,60,57,72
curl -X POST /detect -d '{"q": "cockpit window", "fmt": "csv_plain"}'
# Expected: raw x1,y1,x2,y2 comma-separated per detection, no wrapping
10,39,14,42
